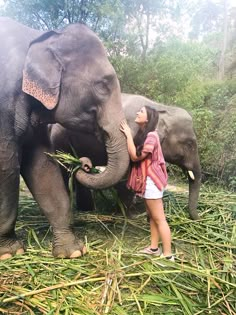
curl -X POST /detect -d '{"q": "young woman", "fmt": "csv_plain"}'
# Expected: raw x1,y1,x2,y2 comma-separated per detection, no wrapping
120,106,174,261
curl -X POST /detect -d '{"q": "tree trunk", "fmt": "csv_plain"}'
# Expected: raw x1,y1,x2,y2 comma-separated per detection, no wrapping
218,0,228,80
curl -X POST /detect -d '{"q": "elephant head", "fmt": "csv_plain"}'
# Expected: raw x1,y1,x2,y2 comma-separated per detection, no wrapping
159,119,201,220
22,23,129,189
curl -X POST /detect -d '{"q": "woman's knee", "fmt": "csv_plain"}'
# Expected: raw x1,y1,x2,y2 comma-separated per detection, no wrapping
153,217,167,226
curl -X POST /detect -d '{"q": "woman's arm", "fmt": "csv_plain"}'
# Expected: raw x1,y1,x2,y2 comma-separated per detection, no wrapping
120,121,148,162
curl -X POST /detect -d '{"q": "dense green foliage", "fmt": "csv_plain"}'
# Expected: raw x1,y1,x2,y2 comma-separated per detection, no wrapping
111,33,236,190
0,0,235,189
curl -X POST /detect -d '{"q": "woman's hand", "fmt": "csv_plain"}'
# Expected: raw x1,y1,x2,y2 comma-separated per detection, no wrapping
120,120,132,138
120,119,145,161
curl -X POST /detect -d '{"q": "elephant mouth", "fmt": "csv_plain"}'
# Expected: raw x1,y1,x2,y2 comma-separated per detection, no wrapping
61,118,99,135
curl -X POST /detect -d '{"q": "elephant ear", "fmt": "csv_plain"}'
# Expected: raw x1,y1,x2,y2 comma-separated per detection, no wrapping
22,31,63,110
156,111,168,143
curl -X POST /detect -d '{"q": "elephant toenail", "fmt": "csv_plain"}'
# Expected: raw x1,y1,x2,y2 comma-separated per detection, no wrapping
16,248,25,255
0,253,13,260
70,250,83,258
56,254,66,258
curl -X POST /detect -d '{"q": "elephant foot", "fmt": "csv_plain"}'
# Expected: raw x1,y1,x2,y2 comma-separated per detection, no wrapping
0,238,25,260
52,230,87,258
189,211,200,220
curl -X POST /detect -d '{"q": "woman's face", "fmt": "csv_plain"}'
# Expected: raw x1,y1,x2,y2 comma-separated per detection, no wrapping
135,106,148,127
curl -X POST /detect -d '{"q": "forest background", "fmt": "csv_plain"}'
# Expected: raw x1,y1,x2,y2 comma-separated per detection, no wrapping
1,0,235,191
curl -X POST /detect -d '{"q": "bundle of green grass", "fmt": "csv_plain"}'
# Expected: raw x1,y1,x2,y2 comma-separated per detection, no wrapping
47,151,99,174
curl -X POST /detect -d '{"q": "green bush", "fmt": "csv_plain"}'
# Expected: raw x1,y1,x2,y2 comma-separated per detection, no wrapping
175,80,208,110
204,80,236,110
192,91,236,190
111,55,160,100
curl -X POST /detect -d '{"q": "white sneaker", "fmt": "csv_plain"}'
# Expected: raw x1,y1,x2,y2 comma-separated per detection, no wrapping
139,247,161,256
160,254,175,262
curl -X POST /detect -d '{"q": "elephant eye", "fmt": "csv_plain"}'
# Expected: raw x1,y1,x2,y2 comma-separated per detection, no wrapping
185,140,195,151
94,79,110,96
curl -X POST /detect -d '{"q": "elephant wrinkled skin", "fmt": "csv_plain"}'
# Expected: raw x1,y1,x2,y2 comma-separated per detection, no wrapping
50,94,201,220
0,18,129,259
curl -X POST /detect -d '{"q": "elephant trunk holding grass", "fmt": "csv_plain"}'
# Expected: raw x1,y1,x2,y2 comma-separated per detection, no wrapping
0,18,129,259
50,94,201,220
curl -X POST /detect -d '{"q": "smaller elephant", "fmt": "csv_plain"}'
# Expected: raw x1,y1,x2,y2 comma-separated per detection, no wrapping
50,94,201,220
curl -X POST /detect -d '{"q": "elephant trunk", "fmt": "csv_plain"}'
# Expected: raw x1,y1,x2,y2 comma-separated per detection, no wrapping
188,164,201,220
75,87,130,189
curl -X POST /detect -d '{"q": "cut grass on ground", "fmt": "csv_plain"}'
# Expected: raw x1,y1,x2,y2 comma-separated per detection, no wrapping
0,185,235,315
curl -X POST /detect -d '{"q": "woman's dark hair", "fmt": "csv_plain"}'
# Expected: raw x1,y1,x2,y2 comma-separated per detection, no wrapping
133,106,159,156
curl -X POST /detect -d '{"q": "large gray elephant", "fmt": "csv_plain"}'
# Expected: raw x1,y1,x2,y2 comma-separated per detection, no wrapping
50,93,201,220
0,18,129,259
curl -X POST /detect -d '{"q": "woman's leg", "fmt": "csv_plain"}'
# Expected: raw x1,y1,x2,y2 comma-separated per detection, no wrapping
149,216,160,249
145,198,172,256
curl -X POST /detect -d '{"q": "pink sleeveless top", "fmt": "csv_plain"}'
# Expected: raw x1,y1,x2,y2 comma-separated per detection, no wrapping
126,131,168,195
142,131,168,190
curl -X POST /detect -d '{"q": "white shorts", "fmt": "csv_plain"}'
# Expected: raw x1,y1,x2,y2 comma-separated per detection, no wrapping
143,176,164,199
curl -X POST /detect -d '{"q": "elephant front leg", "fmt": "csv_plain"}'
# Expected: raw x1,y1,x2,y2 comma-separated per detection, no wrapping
75,182,95,211
21,142,87,258
0,141,25,259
